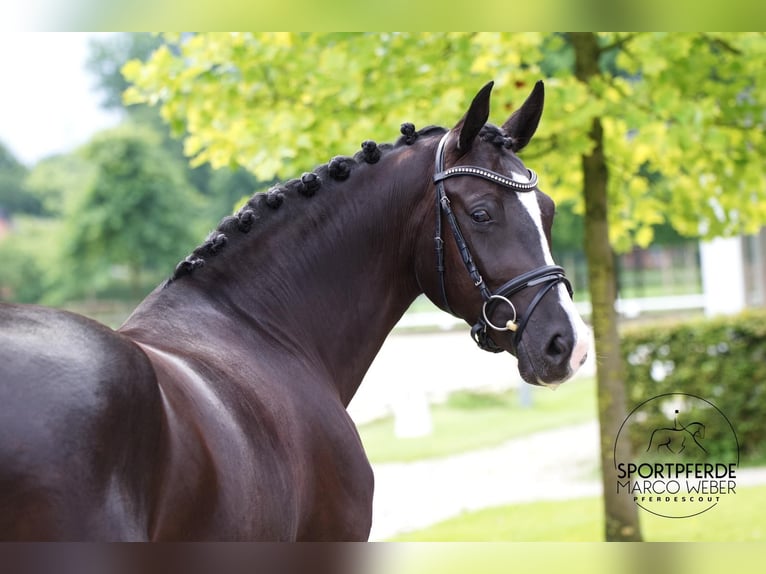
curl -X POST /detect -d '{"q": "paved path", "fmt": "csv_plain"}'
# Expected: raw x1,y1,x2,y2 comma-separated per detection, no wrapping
368,420,766,541
368,420,600,540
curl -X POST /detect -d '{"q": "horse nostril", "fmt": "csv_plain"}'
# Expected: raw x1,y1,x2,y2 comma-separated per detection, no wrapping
546,334,570,362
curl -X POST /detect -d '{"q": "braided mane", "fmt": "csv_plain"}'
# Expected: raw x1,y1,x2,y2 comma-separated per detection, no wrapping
164,123,447,286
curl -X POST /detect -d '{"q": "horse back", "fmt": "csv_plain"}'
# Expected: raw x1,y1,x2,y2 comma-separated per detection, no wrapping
0,304,164,540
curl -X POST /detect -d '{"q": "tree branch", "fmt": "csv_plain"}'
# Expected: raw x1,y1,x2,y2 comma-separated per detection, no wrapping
701,33,743,55
599,32,641,55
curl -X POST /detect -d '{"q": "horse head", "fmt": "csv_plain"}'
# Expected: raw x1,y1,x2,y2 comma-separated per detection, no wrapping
417,81,590,387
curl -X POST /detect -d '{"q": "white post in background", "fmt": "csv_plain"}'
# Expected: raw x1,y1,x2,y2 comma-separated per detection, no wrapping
699,236,746,317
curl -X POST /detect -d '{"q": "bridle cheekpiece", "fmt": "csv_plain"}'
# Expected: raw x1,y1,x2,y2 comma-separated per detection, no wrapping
432,131,573,353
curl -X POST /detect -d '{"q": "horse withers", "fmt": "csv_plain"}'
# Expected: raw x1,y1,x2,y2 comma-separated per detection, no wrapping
0,81,589,540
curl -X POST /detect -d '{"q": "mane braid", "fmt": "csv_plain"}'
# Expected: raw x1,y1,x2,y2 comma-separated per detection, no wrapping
164,125,445,287
479,124,515,149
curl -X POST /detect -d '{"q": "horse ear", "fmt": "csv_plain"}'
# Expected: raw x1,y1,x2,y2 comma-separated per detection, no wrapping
501,80,544,152
453,81,494,152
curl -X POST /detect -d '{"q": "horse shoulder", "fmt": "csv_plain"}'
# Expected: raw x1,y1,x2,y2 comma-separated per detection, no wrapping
131,344,286,540
141,348,373,540
278,371,375,540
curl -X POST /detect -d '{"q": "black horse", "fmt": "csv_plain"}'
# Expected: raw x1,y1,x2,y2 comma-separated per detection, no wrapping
0,81,589,540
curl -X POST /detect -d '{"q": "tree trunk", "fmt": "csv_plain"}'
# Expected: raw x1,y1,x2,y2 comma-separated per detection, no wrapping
570,32,642,542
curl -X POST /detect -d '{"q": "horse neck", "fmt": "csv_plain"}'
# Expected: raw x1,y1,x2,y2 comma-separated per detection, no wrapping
125,139,437,405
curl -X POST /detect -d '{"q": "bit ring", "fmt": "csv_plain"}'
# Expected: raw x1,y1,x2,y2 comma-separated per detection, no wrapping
482,295,518,332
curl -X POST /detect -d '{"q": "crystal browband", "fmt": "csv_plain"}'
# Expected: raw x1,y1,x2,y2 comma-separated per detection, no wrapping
433,165,538,192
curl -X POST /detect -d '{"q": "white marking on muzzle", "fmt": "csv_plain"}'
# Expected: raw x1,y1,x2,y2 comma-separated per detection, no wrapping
517,191,591,378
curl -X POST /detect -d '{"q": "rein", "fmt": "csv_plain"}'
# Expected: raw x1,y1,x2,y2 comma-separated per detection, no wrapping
432,132,573,353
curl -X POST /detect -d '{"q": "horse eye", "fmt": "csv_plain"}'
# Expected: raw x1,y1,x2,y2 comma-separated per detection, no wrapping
471,209,491,223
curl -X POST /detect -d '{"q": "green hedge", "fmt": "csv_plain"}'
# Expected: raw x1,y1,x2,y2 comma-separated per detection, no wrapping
622,309,766,465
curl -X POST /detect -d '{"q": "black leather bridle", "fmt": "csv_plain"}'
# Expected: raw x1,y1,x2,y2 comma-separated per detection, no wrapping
432,131,573,353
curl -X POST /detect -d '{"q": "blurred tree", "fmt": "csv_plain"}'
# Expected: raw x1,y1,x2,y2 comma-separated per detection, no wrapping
0,217,64,303
65,123,203,298
123,32,766,540
87,33,165,116
87,33,216,196
24,153,95,216
567,32,763,541
0,144,67,305
0,142,40,215
88,33,260,214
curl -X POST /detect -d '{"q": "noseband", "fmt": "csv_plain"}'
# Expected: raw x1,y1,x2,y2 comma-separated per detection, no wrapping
432,132,573,354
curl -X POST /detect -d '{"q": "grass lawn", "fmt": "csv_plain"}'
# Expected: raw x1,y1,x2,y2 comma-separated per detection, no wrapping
358,377,596,464
389,484,766,541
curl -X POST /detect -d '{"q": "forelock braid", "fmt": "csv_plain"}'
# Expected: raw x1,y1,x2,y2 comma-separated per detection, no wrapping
480,125,514,149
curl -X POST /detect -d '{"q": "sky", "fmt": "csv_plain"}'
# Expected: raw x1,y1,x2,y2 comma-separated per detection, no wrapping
0,33,123,166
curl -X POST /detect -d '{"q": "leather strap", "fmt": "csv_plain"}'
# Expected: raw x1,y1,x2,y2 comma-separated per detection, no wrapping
431,131,574,353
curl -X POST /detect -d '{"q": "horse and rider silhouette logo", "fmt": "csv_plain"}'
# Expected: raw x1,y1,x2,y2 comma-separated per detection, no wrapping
646,408,707,458
614,392,739,519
